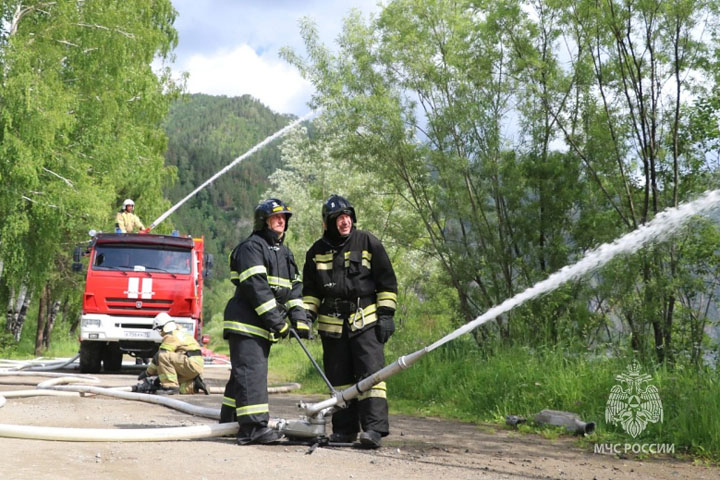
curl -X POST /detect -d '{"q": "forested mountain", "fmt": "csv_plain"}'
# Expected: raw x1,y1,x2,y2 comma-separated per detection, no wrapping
162,94,297,277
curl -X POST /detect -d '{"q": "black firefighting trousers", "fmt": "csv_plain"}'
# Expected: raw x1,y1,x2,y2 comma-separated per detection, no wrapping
322,325,389,436
219,334,271,432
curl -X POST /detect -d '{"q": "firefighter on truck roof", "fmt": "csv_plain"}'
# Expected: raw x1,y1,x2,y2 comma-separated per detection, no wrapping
115,198,146,233
219,198,310,445
302,194,398,448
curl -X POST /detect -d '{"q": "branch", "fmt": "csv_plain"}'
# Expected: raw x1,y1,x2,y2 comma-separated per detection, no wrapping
75,23,109,31
22,195,58,209
21,194,74,217
56,39,80,48
42,167,74,188
9,2,57,36
9,4,35,36
114,28,135,39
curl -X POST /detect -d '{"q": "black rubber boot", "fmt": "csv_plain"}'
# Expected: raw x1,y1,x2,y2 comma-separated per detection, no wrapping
358,430,382,448
328,432,358,443
236,426,282,445
155,386,180,395
193,375,210,395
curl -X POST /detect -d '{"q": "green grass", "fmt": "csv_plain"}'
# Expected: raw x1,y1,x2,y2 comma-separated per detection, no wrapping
203,312,331,392
264,318,720,462
268,337,330,393
385,339,720,462
0,308,81,359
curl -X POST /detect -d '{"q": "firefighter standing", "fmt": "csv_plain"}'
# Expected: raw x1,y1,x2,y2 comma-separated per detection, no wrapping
302,194,398,448
116,198,146,233
137,313,209,395
220,198,310,445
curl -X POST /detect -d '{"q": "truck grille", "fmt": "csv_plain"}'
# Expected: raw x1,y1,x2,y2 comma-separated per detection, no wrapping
105,298,172,311
120,323,154,330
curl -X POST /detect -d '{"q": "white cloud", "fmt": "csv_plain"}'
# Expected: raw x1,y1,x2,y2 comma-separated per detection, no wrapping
182,44,314,115
169,0,383,116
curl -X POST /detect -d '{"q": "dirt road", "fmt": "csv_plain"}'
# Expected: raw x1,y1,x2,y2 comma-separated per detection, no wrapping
0,364,715,480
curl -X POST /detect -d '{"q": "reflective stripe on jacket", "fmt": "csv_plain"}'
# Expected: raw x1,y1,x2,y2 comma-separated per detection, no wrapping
302,229,397,338
223,228,303,342
146,329,202,376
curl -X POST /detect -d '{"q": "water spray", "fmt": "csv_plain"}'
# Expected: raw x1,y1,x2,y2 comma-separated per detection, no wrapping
146,109,320,232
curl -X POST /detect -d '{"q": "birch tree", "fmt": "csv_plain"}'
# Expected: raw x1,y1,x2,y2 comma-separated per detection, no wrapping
0,0,180,347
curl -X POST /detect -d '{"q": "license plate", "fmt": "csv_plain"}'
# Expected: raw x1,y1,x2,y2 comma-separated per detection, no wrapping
125,331,149,338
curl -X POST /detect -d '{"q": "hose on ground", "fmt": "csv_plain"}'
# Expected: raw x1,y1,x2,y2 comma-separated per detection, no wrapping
0,355,80,372
0,371,97,379
0,367,300,442
46,384,221,419
0,422,239,442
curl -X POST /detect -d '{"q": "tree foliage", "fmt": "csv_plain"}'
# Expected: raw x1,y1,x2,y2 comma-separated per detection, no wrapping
282,0,720,359
0,0,180,348
264,119,452,324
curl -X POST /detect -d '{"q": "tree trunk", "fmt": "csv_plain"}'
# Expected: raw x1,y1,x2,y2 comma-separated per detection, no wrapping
625,310,642,351
663,294,675,364
8,284,31,342
651,318,665,363
43,298,62,350
6,287,17,332
35,286,48,355
69,306,80,337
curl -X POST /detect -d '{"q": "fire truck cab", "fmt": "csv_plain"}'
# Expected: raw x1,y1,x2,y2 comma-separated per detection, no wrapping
74,232,211,373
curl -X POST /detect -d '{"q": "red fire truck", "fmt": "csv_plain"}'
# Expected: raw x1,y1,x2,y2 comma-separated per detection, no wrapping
73,232,212,373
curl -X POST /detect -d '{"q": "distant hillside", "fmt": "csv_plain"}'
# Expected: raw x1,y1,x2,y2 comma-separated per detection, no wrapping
163,93,296,273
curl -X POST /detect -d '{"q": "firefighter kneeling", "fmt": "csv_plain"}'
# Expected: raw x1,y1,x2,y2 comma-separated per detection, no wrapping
133,313,209,395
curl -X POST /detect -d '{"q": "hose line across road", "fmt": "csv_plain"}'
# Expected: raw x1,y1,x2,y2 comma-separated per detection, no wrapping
0,358,301,443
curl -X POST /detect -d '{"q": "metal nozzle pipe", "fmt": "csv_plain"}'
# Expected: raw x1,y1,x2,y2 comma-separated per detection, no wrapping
302,347,428,416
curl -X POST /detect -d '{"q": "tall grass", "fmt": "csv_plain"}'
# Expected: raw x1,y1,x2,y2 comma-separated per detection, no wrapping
0,302,81,359
387,340,720,460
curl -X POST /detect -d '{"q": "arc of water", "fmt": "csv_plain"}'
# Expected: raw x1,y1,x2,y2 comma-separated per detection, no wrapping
148,109,320,231
427,189,720,352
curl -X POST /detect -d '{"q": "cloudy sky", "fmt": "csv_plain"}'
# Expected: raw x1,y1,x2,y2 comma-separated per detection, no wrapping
169,0,382,116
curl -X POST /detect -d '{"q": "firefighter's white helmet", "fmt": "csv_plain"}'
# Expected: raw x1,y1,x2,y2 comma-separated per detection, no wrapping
152,312,176,334
122,199,135,208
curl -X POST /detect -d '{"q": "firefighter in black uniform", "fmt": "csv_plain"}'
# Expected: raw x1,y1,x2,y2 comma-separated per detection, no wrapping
219,198,311,445
303,194,398,448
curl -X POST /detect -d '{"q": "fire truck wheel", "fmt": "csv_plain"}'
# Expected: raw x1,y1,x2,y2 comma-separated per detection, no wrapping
102,342,123,372
79,341,102,373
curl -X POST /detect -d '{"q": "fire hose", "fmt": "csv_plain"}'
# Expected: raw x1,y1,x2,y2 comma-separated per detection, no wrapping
0,372,298,442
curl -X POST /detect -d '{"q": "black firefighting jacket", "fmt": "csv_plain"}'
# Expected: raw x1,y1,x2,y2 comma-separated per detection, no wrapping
223,228,304,342
303,228,397,338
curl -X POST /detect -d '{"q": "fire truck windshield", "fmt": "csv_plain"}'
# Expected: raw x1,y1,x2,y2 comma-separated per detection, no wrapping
93,245,192,274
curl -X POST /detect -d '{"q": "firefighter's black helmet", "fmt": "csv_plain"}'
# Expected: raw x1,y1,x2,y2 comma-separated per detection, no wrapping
254,198,292,232
322,194,356,225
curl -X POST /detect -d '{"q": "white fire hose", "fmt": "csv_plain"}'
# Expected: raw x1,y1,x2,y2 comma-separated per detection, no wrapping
0,368,298,442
